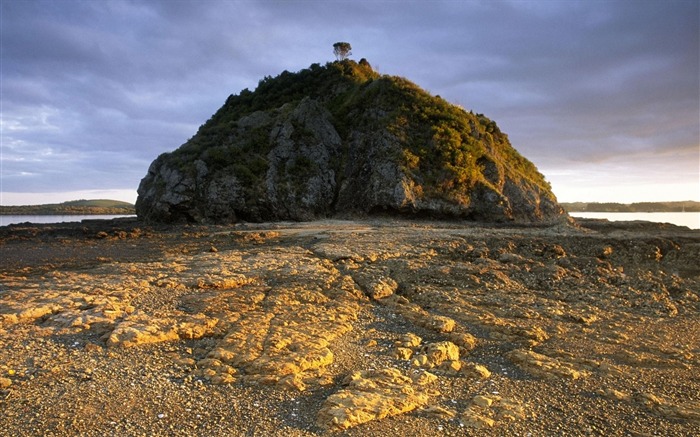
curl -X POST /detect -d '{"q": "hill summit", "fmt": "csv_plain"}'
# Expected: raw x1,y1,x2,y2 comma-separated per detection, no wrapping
136,60,564,223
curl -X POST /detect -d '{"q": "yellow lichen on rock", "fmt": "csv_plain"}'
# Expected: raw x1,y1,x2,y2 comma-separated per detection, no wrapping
461,408,495,429
378,295,457,333
507,349,589,379
460,362,492,379
420,341,460,366
187,250,361,389
599,388,700,424
107,313,218,347
317,368,434,430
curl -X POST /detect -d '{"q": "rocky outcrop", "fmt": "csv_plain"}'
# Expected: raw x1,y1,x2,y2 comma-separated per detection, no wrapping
137,98,345,223
136,61,565,224
317,368,437,430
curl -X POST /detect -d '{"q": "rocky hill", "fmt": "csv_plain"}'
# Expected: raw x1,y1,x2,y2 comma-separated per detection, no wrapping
136,60,564,224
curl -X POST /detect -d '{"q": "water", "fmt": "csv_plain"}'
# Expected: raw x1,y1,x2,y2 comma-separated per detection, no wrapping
570,212,700,230
0,215,136,227
2,213,698,229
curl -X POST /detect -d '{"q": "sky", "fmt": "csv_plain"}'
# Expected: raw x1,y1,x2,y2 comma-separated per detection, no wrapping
1,0,698,206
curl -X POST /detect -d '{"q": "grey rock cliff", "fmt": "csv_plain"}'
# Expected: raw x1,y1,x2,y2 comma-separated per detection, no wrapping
136,61,565,224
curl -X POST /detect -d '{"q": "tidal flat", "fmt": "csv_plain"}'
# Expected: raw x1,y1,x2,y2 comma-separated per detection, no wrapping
1,218,699,436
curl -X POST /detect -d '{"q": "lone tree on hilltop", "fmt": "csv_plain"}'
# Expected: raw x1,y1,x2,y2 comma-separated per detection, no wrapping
333,42,352,61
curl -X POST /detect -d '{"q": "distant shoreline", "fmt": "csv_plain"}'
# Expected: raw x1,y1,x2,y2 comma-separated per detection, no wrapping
0,211,135,216
0,199,135,216
3,199,698,215
560,201,699,213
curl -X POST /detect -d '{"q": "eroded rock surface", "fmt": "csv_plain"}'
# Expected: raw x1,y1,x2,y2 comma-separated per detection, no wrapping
317,368,436,430
1,218,699,436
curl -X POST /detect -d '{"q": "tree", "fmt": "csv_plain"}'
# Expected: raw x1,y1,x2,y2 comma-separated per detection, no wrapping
333,42,352,61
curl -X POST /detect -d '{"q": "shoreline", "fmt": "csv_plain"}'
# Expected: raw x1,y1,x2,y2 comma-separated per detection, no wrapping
2,210,698,231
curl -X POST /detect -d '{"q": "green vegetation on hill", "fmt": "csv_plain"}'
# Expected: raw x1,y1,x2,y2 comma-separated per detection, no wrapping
372,74,553,201
561,201,700,213
0,199,135,215
178,60,380,156
168,60,553,207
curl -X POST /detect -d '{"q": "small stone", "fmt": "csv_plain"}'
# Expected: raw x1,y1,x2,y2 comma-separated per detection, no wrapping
495,399,526,421
636,392,662,407
199,368,218,379
420,405,456,418
438,360,462,374
599,387,629,401
279,374,307,391
175,358,197,367
367,277,398,299
599,362,623,377
449,332,477,351
461,409,495,429
473,395,495,408
411,354,429,367
429,315,456,333
499,253,524,264
0,377,12,388
84,343,101,353
411,370,438,385
599,246,614,258
461,362,491,379
397,333,422,348
420,341,460,365
210,373,236,385
547,244,567,258
395,347,413,360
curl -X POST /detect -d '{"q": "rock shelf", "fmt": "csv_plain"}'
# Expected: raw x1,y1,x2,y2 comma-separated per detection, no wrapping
0,218,699,435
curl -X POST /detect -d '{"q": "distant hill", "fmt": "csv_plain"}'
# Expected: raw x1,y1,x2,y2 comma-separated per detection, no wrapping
0,199,135,215
561,201,700,213
137,59,564,224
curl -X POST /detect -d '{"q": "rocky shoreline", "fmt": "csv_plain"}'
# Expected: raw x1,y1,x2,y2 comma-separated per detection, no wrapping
1,217,699,436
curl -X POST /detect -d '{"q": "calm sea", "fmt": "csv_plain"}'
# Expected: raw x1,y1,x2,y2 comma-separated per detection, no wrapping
570,212,700,230
1,213,698,229
0,215,136,227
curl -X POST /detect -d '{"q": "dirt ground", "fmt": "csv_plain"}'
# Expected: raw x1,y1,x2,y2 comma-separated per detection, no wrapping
1,217,699,436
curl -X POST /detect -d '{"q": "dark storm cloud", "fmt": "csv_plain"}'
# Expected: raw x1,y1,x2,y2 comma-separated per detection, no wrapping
1,0,698,203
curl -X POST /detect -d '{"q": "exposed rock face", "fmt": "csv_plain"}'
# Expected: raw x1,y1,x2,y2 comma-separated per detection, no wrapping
136,61,565,223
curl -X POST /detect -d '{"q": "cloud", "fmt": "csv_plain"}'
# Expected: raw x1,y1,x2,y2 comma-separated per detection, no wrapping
1,0,698,204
